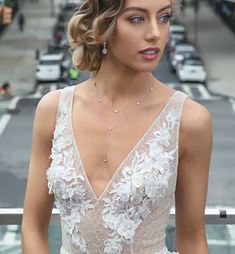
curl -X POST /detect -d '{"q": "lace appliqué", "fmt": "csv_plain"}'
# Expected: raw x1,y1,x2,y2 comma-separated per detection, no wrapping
47,98,94,253
102,111,178,254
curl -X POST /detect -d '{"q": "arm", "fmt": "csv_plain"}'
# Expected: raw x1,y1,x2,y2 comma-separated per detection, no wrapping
175,99,213,254
21,90,61,254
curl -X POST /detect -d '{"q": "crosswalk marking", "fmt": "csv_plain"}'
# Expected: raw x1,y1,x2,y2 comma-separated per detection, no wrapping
207,239,235,246
208,224,235,246
182,84,193,98
0,114,11,137
167,82,222,100
229,99,235,114
0,100,11,110
197,85,211,99
33,84,58,98
0,225,21,254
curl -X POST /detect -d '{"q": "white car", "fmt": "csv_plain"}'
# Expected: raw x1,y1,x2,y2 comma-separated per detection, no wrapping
169,43,197,72
35,53,70,83
170,25,186,41
176,58,207,84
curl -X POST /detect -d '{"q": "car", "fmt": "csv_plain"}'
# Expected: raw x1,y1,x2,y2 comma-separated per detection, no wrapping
35,53,70,83
166,37,187,60
166,24,187,58
48,22,69,51
170,24,187,42
169,43,197,72
176,57,207,84
48,37,69,52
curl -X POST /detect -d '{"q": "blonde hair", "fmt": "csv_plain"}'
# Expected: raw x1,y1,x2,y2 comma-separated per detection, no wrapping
67,0,126,73
67,0,177,73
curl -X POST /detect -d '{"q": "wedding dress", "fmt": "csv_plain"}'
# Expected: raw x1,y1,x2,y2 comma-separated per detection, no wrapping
47,86,188,254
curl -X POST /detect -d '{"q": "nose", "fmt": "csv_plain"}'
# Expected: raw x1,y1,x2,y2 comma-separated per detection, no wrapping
145,20,161,42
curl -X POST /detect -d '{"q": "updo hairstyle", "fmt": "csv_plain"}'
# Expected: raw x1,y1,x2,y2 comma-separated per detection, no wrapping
67,0,126,73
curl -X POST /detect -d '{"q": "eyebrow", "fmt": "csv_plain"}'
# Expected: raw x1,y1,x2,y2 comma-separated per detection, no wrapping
122,4,172,14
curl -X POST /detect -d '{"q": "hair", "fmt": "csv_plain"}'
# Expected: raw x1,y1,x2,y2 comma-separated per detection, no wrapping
67,0,126,73
67,0,177,74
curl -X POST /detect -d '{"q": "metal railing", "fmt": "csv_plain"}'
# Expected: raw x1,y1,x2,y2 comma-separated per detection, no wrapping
0,207,235,254
0,207,235,225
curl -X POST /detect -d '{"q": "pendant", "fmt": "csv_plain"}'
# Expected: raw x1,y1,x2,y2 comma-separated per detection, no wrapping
104,158,108,163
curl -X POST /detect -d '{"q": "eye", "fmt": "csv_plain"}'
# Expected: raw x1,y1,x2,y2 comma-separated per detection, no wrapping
128,16,145,23
158,13,173,24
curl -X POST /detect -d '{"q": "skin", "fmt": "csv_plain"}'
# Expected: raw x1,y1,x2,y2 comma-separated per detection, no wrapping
21,0,212,253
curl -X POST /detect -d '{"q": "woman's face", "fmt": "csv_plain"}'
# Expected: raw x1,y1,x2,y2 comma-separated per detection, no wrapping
107,0,172,73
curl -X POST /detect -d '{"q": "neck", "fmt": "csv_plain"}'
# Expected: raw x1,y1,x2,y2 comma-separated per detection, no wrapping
92,58,156,106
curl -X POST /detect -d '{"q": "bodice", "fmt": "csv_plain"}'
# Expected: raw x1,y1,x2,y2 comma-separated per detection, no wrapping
47,86,188,254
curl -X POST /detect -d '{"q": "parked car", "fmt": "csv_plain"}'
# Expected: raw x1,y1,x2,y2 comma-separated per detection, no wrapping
48,21,69,52
166,37,187,60
35,53,70,84
166,23,187,59
48,37,69,52
169,43,197,72
170,24,187,42
176,57,207,84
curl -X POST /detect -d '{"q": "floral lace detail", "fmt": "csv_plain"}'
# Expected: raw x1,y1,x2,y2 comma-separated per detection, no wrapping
46,91,94,253
102,111,178,253
46,87,188,254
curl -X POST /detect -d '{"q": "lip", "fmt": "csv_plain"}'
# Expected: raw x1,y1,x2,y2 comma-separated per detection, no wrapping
139,47,160,60
139,47,160,54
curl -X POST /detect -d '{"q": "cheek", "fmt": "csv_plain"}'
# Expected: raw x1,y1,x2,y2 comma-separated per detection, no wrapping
109,22,141,53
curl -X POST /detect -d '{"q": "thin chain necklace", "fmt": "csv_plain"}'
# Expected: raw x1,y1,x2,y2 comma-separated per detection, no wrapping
94,82,155,165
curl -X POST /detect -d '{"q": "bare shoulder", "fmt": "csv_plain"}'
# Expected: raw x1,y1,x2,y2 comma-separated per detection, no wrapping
181,97,212,133
37,89,61,113
180,97,213,155
34,89,62,137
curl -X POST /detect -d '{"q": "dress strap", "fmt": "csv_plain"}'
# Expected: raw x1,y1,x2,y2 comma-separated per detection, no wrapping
55,86,76,123
173,90,188,131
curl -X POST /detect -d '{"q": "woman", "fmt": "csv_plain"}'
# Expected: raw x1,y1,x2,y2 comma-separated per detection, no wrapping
21,0,212,253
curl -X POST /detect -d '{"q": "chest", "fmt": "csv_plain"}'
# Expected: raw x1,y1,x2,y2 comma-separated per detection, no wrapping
70,96,178,199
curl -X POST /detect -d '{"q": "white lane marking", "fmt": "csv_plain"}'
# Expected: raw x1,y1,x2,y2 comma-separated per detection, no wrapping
229,99,235,114
8,97,21,111
0,247,21,254
0,114,11,137
0,101,10,109
182,84,193,97
227,224,235,241
197,84,211,99
2,231,16,243
0,226,20,249
207,239,235,246
50,84,57,91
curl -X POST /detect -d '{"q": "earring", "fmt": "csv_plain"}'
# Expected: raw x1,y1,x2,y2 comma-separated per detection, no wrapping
102,41,108,55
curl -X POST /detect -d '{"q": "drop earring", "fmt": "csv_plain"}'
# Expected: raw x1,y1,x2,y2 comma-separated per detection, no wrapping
102,41,108,55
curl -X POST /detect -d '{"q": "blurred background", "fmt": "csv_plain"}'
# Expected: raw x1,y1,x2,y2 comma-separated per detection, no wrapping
0,0,235,253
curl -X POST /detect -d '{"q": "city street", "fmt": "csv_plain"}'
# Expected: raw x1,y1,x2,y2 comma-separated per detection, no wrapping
0,0,235,253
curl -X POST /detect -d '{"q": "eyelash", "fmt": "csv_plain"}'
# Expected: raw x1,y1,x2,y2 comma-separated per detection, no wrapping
128,13,173,24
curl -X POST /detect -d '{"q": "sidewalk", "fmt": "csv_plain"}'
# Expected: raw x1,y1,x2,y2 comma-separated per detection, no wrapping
179,0,235,98
0,0,62,96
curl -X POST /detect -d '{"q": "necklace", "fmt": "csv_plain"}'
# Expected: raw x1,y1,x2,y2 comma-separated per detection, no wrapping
94,82,154,114
94,82,155,165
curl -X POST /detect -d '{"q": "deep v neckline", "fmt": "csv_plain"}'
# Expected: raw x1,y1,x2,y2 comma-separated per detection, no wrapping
69,86,178,202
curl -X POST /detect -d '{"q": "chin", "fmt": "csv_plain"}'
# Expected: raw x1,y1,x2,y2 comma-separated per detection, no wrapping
131,62,160,73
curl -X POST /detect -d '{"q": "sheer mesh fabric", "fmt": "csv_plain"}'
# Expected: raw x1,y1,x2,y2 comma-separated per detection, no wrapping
47,86,188,254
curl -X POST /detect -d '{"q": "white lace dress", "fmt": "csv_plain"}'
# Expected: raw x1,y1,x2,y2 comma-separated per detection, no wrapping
47,86,188,254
